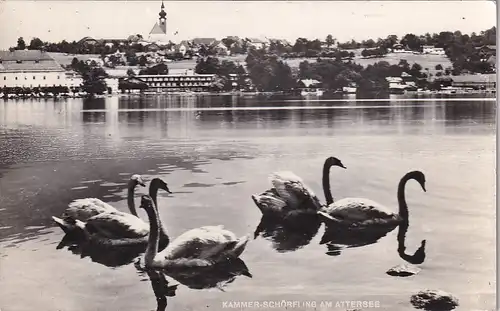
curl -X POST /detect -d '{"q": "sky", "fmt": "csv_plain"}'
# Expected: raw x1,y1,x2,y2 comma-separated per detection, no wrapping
0,1,496,49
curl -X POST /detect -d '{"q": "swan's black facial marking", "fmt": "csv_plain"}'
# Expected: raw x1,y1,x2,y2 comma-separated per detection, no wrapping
160,180,172,194
411,171,426,192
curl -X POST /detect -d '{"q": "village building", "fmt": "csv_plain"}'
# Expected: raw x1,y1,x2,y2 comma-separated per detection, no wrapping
0,50,72,88
245,38,268,50
212,41,230,56
191,38,217,48
422,45,446,55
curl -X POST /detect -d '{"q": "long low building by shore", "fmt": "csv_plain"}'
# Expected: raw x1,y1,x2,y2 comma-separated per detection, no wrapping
121,73,243,91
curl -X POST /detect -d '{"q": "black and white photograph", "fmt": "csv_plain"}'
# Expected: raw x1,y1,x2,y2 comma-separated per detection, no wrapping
0,1,496,310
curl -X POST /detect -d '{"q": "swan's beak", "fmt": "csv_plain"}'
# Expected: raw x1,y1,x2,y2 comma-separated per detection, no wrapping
139,181,146,187
166,186,172,194
422,184,427,192
340,164,347,169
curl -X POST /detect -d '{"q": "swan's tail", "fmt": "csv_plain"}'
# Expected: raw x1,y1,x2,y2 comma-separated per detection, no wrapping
251,194,287,214
230,235,250,258
52,216,86,235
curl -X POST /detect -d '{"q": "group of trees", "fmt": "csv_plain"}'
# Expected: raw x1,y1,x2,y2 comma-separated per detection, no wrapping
69,57,109,96
298,58,428,93
195,57,247,91
335,27,496,74
360,47,388,58
442,27,497,74
138,63,169,75
245,49,296,92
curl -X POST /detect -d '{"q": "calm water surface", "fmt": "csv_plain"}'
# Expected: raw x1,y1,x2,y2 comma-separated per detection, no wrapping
0,94,496,311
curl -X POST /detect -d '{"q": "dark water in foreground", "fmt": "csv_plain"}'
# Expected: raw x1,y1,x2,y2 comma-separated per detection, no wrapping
0,94,496,311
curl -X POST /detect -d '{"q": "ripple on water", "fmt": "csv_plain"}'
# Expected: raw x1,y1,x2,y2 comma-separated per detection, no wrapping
221,181,246,186
100,182,127,187
182,182,216,188
71,186,88,190
80,179,102,184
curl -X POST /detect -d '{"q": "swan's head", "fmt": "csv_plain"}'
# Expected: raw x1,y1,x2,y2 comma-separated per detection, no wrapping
409,171,426,192
326,157,346,169
139,195,155,210
152,178,172,194
130,174,146,187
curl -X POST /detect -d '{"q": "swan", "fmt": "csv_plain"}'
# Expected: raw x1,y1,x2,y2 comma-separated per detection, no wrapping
58,174,146,222
251,157,346,216
318,170,427,230
52,178,172,248
139,195,249,269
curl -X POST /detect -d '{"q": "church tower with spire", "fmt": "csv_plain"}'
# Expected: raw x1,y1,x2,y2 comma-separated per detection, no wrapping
148,1,169,44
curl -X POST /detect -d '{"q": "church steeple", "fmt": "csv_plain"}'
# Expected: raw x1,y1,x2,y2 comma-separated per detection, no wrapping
159,1,166,20
158,0,167,33
148,0,168,43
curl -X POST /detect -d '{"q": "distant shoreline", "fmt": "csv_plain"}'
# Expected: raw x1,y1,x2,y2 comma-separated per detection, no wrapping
1,89,495,101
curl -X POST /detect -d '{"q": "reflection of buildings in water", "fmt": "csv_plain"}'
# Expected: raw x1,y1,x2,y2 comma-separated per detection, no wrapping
177,96,197,137
444,100,496,126
82,98,106,124
104,96,121,142
220,95,239,126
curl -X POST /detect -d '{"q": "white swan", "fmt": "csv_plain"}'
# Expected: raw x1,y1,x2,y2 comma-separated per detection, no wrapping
251,157,346,216
59,174,146,222
318,170,426,229
139,195,249,269
52,178,172,248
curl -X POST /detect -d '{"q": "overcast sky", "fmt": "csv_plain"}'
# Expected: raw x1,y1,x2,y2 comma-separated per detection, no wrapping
0,1,496,49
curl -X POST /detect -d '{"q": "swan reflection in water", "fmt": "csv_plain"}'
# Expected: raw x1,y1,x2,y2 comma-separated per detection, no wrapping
320,219,426,264
138,269,178,311
254,213,322,252
135,257,252,291
56,234,145,268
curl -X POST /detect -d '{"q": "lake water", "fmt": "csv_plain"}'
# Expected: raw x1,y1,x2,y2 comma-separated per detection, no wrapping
0,94,496,311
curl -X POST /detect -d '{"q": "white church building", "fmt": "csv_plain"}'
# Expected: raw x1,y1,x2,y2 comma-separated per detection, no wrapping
148,1,169,45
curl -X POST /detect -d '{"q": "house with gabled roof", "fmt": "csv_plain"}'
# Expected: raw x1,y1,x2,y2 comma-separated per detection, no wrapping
212,40,230,56
0,50,72,88
191,38,217,47
245,38,268,50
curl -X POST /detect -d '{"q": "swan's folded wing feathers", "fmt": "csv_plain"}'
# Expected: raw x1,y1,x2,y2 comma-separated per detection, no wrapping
159,227,239,261
85,212,149,239
65,198,118,220
269,171,314,207
325,198,396,221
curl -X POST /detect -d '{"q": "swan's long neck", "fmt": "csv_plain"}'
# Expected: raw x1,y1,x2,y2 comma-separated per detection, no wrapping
396,174,411,221
149,180,169,239
322,162,333,205
127,181,138,216
144,202,161,267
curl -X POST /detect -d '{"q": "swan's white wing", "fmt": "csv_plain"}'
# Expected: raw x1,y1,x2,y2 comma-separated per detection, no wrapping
157,226,240,261
65,198,118,220
85,211,149,239
323,198,396,222
269,171,319,209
